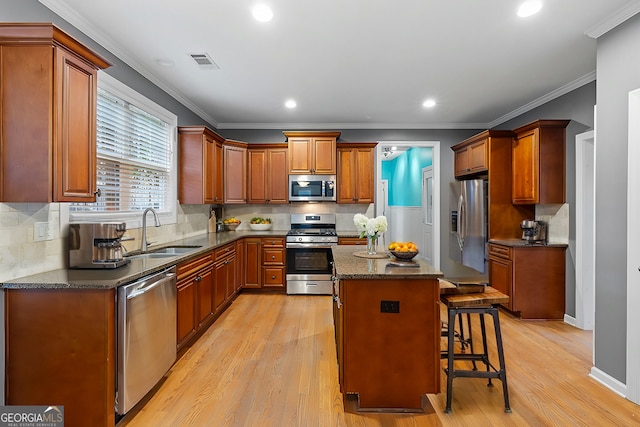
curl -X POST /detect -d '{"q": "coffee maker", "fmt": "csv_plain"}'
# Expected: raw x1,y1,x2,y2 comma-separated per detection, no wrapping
520,220,547,244
69,222,131,269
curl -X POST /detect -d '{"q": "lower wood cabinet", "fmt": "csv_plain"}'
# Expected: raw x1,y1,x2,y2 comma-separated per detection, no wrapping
261,237,286,289
488,242,566,319
176,251,214,351
214,243,237,309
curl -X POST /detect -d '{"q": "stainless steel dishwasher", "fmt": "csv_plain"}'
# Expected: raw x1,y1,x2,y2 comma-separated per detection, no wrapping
116,266,177,415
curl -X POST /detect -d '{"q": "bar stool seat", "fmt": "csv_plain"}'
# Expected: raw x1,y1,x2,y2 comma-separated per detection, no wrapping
440,286,511,413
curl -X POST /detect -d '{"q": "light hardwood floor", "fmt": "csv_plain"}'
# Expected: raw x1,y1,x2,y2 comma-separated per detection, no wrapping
120,293,640,426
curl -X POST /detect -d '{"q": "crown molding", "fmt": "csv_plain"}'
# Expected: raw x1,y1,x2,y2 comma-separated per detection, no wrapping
585,0,640,38
216,122,487,130
38,0,219,127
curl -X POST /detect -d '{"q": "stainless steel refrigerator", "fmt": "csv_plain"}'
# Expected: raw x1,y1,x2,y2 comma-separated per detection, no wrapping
449,179,488,273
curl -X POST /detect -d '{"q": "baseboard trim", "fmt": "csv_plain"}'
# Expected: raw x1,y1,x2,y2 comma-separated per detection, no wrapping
564,314,576,327
589,366,627,398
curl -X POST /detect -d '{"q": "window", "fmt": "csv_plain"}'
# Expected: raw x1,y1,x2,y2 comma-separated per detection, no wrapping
70,72,177,226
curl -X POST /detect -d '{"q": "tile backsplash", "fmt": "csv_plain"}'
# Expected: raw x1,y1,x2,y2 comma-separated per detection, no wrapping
0,202,369,282
536,203,570,244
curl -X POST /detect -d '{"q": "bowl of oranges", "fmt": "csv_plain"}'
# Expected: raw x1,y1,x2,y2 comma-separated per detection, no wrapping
223,217,241,231
388,241,419,261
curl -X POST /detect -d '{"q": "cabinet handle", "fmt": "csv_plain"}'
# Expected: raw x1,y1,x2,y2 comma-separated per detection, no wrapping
271,275,276,279
94,189,102,197
271,255,275,260
195,276,202,282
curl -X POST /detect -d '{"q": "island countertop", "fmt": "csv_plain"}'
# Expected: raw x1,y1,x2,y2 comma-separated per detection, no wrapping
331,245,443,279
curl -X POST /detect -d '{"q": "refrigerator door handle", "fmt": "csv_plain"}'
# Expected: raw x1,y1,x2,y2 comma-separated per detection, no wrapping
457,194,465,251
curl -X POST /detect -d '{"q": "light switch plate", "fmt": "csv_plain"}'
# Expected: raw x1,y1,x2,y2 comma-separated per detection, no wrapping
34,222,53,242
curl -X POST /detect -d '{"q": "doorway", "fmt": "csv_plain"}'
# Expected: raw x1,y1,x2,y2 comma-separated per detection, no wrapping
375,141,441,270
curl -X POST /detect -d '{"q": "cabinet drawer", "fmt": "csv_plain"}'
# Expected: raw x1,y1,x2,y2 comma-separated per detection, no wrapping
263,267,285,287
215,243,236,260
177,252,213,279
262,248,285,265
261,237,284,248
338,237,367,246
488,244,512,260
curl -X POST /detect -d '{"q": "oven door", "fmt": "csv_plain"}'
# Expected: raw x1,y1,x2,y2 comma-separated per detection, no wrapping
286,243,334,294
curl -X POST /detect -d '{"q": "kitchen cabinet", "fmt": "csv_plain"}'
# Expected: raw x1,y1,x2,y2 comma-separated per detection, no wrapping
0,23,110,202
261,237,286,289
214,242,237,310
5,288,116,427
283,131,340,175
453,130,533,239
247,144,289,204
512,120,570,204
176,251,214,351
337,142,376,203
244,238,262,288
452,137,489,177
224,141,247,204
488,242,566,319
236,238,245,291
178,126,224,204
338,237,367,246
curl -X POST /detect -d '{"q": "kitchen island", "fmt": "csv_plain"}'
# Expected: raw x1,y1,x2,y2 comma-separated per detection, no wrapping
331,245,443,412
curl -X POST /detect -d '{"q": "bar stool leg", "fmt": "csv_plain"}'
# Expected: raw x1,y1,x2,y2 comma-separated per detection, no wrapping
479,313,493,387
463,312,477,370
491,308,511,413
445,307,456,413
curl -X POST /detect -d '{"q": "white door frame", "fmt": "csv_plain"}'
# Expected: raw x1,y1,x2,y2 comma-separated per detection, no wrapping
375,141,441,270
626,88,640,404
575,130,595,331
422,166,434,265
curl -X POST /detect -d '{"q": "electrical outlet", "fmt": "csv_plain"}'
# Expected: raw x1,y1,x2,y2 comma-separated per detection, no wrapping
380,300,400,313
34,222,53,242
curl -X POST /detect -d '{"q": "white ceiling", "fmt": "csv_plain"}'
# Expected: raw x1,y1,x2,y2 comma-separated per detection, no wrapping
42,0,639,129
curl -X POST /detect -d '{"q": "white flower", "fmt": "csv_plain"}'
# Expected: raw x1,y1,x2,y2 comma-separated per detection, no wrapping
353,214,387,238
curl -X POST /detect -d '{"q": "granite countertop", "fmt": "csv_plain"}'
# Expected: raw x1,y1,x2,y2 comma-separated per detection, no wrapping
2,230,286,290
331,245,443,280
488,238,568,248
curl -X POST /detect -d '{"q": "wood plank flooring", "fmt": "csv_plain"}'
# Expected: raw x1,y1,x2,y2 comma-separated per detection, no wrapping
119,293,640,426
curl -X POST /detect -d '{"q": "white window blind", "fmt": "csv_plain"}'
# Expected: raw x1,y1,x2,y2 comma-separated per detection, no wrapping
70,73,177,223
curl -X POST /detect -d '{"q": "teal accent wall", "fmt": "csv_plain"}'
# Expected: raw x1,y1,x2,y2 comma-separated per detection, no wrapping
381,147,432,206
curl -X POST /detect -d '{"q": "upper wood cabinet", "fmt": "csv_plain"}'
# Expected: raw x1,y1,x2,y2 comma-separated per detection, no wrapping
223,141,247,204
337,143,376,204
0,23,111,203
247,144,289,204
283,131,340,174
512,120,569,205
178,126,224,204
452,137,489,178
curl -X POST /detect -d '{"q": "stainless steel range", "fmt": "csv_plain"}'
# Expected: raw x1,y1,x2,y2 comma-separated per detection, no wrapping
286,213,338,295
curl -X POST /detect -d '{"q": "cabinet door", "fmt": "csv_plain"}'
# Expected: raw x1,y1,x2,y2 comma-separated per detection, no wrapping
248,149,267,203
337,148,357,203
177,279,197,350
288,137,313,174
213,140,224,203
488,256,513,311
268,148,289,203
355,147,374,203
512,128,539,204
203,135,217,203
262,266,285,288
313,137,337,174
454,148,470,177
236,239,245,291
468,139,488,173
214,259,227,309
224,145,246,204
244,238,261,288
226,254,238,299
55,47,98,202
196,267,214,327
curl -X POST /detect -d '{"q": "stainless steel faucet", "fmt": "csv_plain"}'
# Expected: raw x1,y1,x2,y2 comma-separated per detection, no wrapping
141,207,160,253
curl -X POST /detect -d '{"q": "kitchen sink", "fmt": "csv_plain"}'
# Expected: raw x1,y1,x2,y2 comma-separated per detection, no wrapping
126,245,202,259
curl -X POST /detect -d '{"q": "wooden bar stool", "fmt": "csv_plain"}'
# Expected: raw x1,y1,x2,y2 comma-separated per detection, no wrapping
440,287,511,413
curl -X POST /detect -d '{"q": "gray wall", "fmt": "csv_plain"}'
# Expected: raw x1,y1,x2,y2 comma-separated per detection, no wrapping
593,13,640,384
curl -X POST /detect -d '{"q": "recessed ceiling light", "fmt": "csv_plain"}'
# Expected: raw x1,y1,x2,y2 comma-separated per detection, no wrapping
517,0,542,17
423,99,436,108
252,4,273,22
285,99,297,109
155,58,175,67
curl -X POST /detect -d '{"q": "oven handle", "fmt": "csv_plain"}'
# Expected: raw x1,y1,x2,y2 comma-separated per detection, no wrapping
286,242,337,249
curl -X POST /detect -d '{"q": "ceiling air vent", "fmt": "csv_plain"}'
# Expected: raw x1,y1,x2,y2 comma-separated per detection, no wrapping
189,53,219,69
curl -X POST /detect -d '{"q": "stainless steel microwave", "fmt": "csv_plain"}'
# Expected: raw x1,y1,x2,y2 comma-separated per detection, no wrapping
288,175,336,202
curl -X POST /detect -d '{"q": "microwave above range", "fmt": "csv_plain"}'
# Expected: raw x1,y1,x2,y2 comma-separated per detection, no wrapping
288,174,336,202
